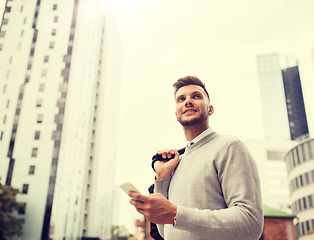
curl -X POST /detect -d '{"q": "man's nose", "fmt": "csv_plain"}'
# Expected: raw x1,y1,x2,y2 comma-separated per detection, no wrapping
185,98,193,106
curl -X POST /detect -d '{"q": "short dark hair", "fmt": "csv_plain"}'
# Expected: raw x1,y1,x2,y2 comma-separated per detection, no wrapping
173,75,210,100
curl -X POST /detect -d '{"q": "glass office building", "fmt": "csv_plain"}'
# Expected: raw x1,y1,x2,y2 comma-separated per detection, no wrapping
256,53,309,141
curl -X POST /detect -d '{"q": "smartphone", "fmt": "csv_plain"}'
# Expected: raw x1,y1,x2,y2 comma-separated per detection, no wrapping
119,182,141,198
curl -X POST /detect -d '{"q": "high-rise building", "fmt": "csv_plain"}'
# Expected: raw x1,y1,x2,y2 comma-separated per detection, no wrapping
244,139,297,213
256,53,309,141
0,0,121,239
285,138,314,239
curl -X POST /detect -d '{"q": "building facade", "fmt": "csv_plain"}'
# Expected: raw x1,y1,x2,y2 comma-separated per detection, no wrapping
245,139,297,213
262,205,296,240
0,0,120,239
256,53,309,141
285,138,314,239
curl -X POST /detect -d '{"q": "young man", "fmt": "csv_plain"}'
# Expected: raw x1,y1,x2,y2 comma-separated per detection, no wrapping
129,76,263,240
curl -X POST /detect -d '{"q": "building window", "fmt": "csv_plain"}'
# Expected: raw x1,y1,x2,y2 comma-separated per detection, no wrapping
12,125,17,133
2,19,8,25
30,48,35,56
0,132,3,140
300,175,304,186
39,84,44,92
20,6,23,12
303,197,307,209
54,16,58,22
41,69,47,77
52,29,56,35
37,115,43,123
34,131,40,140
5,7,11,12
24,18,26,24
32,148,38,157
3,115,6,124
49,42,54,49
9,57,12,64
305,172,309,184
44,56,49,62
6,70,9,78
29,166,35,175
21,30,24,37
22,184,29,194
0,31,6,38
36,99,42,107
0,44,3,50
3,85,6,93
18,203,26,214
53,4,57,10
6,100,9,108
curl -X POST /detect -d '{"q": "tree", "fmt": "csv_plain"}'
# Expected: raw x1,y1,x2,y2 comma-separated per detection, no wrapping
0,177,23,240
111,225,131,240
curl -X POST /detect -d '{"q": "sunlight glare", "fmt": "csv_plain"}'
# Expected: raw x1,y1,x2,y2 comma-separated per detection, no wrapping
101,0,147,18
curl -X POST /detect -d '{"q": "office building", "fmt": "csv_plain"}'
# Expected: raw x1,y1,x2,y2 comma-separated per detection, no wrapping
245,139,297,213
0,0,120,239
285,138,314,239
256,53,309,141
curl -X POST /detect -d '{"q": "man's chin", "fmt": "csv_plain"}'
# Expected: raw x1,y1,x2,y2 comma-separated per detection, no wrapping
178,115,208,127
179,118,202,127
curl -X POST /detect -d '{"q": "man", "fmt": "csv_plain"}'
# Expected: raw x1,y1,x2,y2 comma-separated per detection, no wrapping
129,76,263,239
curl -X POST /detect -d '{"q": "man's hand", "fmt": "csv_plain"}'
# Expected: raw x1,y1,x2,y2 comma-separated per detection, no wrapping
154,148,180,180
129,191,177,225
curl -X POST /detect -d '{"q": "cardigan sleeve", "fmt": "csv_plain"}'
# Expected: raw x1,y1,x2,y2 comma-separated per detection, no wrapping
173,140,264,240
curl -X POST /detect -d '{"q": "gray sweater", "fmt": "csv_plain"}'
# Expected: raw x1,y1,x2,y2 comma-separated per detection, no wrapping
155,132,263,240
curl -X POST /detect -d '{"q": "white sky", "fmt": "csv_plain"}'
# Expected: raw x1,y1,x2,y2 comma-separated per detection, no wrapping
110,0,314,233
1,0,314,235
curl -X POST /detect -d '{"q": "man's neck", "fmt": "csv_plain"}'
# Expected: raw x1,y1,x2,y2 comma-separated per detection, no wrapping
183,123,209,141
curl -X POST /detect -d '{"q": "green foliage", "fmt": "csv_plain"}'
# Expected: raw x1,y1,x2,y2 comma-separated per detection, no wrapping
111,225,130,239
0,178,24,240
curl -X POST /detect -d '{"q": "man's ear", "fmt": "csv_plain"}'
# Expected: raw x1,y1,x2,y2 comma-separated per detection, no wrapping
208,105,214,116
175,111,178,121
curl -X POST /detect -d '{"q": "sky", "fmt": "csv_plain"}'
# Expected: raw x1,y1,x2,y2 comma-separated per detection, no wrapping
1,0,314,235
109,0,314,233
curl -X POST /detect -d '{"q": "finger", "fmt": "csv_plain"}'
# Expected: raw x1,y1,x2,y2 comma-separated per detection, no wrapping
128,191,140,200
174,149,180,159
135,207,146,215
129,198,143,207
158,148,174,159
167,150,174,158
172,149,180,163
128,191,147,203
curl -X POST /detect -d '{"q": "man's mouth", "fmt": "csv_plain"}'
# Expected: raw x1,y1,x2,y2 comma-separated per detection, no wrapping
184,109,197,114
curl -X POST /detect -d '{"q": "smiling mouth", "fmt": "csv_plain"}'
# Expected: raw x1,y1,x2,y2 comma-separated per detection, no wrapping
184,109,197,114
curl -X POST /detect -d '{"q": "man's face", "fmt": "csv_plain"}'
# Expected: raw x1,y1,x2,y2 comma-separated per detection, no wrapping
175,85,213,127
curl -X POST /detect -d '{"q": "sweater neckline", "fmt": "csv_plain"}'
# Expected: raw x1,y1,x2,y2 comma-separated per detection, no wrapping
185,131,217,154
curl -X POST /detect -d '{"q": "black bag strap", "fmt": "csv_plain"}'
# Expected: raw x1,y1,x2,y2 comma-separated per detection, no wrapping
151,147,186,172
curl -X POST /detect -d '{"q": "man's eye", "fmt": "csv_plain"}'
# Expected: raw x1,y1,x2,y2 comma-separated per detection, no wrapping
194,94,201,99
178,97,185,102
